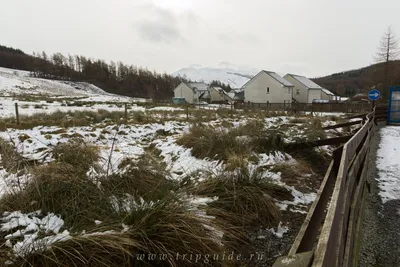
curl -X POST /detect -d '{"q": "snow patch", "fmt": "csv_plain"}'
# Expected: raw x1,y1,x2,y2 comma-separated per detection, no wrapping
376,126,400,203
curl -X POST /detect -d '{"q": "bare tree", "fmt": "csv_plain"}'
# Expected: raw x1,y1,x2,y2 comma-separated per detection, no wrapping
375,26,399,99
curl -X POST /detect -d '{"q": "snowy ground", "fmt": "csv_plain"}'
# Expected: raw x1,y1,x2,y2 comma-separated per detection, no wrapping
0,106,348,264
376,126,400,203
0,67,147,106
0,98,144,118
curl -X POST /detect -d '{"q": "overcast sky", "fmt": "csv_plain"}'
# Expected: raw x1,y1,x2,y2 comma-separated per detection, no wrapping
1,0,399,77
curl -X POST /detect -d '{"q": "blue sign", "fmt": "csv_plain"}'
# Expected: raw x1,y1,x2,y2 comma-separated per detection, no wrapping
368,89,381,101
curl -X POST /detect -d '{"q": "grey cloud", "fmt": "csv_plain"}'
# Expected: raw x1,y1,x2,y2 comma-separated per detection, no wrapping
137,22,182,43
134,5,184,44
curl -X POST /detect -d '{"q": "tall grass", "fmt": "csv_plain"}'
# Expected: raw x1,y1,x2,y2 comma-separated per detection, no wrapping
177,120,284,162
0,142,243,266
0,138,34,173
188,169,293,228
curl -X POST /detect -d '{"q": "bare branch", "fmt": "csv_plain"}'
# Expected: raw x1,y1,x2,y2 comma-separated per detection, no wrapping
375,26,399,63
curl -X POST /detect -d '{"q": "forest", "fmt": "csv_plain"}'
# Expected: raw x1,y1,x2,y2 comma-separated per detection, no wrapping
313,60,400,97
0,45,185,100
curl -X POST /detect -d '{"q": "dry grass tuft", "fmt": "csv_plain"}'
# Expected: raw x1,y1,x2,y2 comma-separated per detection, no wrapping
189,169,293,228
52,140,100,175
177,120,284,163
15,198,225,267
0,138,32,173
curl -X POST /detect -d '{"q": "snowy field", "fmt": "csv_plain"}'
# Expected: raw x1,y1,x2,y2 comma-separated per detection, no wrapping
0,67,354,265
0,105,350,263
376,126,400,203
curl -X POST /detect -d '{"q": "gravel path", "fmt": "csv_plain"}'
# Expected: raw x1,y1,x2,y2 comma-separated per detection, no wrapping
359,125,400,267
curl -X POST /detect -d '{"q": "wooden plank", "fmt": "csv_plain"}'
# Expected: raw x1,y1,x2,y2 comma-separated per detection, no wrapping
312,111,374,267
345,119,371,160
343,154,369,267
286,135,353,150
312,147,349,267
344,113,368,120
289,160,336,255
322,120,362,130
335,114,373,266
351,183,369,267
336,135,369,267
273,252,314,267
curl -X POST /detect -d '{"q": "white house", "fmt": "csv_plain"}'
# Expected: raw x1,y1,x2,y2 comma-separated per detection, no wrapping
283,74,335,103
308,88,335,103
173,82,210,104
210,86,235,103
242,70,294,104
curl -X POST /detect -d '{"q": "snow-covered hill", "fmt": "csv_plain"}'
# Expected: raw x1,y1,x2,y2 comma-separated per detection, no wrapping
172,65,257,88
0,67,143,102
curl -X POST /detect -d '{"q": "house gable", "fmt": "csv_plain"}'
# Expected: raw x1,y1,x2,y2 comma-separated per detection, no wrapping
284,74,309,103
243,71,293,103
173,82,195,103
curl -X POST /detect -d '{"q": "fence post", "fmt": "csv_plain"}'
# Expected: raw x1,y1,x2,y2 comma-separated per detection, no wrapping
311,103,314,117
15,103,20,125
186,104,189,120
124,103,128,122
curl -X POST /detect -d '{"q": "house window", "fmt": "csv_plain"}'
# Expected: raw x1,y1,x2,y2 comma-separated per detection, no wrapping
296,89,300,95
266,87,270,94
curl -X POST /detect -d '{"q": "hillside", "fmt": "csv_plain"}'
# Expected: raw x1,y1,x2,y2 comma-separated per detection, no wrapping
0,67,141,103
0,44,183,100
173,66,256,88
313,60,400,97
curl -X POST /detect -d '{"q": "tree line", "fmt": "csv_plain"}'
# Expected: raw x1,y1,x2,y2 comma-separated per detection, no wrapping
0,44,185,100
210,80,232,92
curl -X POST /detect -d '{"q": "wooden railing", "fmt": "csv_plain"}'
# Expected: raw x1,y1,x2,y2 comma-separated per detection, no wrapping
234,102,373,113
273,107,385,267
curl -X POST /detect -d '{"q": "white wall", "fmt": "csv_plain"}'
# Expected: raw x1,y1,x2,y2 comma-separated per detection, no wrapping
321,91,332,101
308,89,322,103
210,87,224,102
284,75,308,103
244,72,293,103
174,83,194,104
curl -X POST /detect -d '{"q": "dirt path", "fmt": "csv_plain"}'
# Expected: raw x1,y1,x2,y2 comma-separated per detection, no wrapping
359,125,400,267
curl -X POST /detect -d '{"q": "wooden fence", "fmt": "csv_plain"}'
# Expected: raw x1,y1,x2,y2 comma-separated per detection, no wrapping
234,102,372,113
273,107,385,267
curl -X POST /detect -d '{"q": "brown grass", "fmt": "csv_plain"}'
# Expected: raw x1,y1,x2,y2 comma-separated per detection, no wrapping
188,169,293,228
177,120,285,163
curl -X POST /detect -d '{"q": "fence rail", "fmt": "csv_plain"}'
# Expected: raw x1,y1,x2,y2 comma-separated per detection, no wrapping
234,102,373,113
273,106,386,267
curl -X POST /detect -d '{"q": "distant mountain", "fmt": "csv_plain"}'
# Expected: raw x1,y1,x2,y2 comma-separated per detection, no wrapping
172,65,258,88
312,60,400,97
